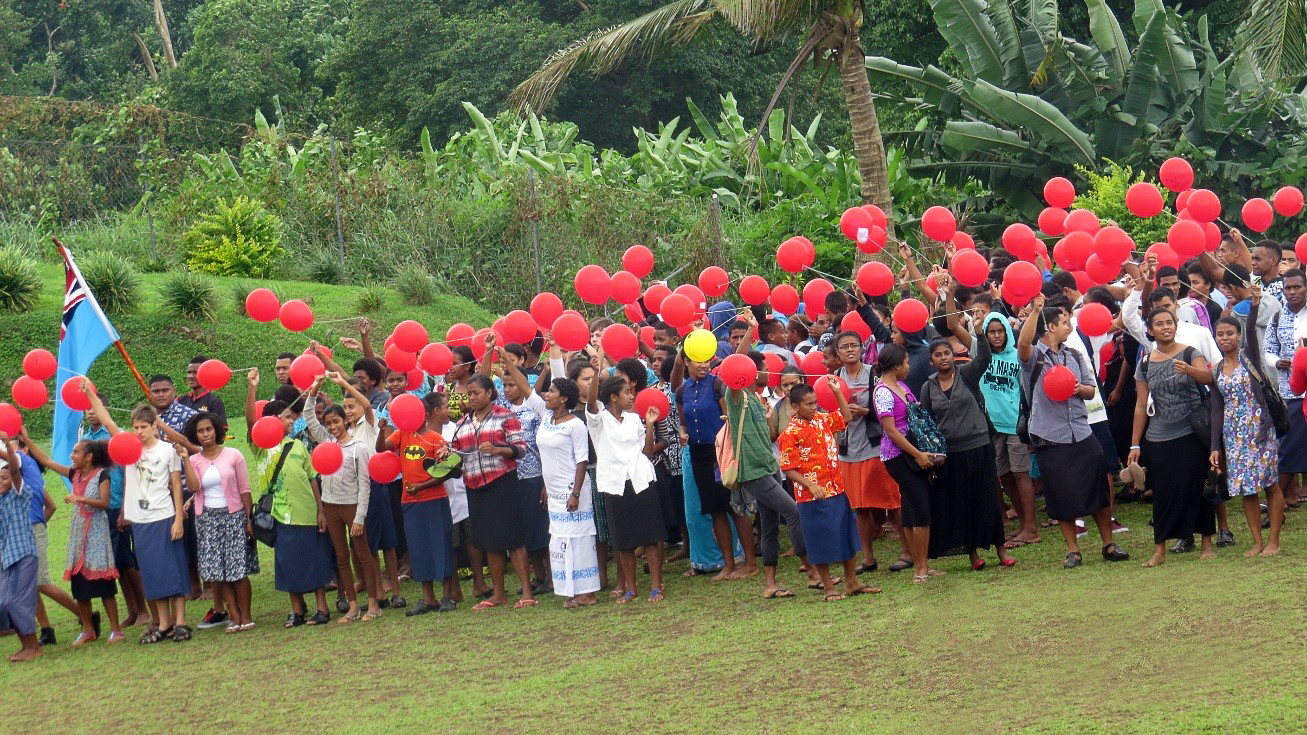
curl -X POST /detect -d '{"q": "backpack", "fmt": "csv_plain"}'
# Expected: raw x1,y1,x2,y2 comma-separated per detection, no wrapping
905,402,947,457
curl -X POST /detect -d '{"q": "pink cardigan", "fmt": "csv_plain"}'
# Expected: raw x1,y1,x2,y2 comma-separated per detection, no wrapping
187,447,252,516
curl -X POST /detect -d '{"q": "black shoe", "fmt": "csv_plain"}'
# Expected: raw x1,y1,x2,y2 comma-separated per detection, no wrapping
37,627,56,646
389,595,407,609
306,610,330,626
438,597,457,612
1170,538,1195,553
335,597,350,614
197,609,230,630
1262,515,1271,529
377,597,390,609
855,562,878,574
887,558,912,572
284,612,306,628
1101,543,1130,562
1215,529,1236,547
90,611,101,638
1063,552,1083,569
405,602,437,617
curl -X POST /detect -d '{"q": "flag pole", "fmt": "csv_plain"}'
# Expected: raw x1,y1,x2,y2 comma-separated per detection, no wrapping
51,237,150,400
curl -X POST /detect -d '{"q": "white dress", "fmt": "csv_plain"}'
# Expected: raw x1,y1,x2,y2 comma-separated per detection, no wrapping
534,411,599,596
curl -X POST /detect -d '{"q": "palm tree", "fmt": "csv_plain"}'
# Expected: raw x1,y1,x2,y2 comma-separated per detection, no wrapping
509,1,895,225
1240,0,1307,80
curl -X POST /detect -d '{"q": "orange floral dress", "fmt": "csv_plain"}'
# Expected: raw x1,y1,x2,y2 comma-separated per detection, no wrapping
778,412,847,503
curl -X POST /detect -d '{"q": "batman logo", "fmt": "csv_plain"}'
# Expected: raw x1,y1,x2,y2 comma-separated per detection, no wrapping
402,445,426,461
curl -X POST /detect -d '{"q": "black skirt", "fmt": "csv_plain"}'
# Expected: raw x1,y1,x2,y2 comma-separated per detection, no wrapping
467,472,528,553
518,475,550,553
1036,437,1111,521
604,481,666,551
70,573,117,601
689,443,733,516
885,454,932,528
1146,433,1216,543
929,444,1005,557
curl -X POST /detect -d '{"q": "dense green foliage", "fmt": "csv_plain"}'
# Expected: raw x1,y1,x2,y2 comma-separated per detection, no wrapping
0,244,41,311
183,195,284,278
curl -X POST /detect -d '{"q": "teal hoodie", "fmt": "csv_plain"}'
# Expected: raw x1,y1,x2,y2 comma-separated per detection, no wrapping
978,312,1022,434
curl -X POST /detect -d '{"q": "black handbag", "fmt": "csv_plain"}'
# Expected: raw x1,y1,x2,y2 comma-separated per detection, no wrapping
1241,354,1290,437
1182,348,1214,450
251,442,294,548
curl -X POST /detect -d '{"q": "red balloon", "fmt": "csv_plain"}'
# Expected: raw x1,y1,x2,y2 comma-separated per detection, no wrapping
600,324,638,360
1125,182,1165,218
530,293,564,330
672,284,706,310
921,206,957,242
1168,219,1206,258
1063,209,1100,235
856,262,895,297
777,238,808,273
1274,186,1304,217
250,415,286,449
60,377,93,411
718,353,758,390
860,204,888,229
793,236,816,265
470,328,503,361
0,403,21,436
1000,282,1032,308
1043,177,1076,208
814,375,851,411
1242,198,1274,233
10,376,47,410
1145,242,1179,272
634,387,670,421
698,266,729,298
951,231,975,250
800,350,828,386
1175,189,1193,213
624,302,644,324
1038,207,1067,236
107,433,143,466
856,226,888,255
368,451,402,483
1186,189,1221,223
289,354,325,390
642,283,672,313
574,264,611,305
892,298,929,333
1002,223,1039,258
304,344,333,360
197,359,232,391
551,313,590,351
951,249,990,288
311,442,344,475
622,245,655,279
1042,365,1077,401
1071,271,1093,294
769,284,800,315
1062,231,1095,270
503,310,538,344
841,311,872,342
1204,222,1222,251
384,345,417,373
1084,254,1121,285
1093,225,1135,265
763,353,784,389
389,393,426,432
802,279,834,318
1003,261,1042,298
388,319,425,353
405,369,423,391
445,323,475,348
1297,233,1307,265
659,293,696,328
738,276,771,306
1077,303,1113,337
639,325,655,349
839,206,876,244
279,299,313,332
245,288,280,322
609,270,643,305
419,343,453,376
22,349,56,381
1159,157,1194,192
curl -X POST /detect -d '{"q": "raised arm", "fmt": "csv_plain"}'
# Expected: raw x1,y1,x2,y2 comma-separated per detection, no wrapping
826,375,852,424
244,368,261,436
331,372,376,428
83,384,122,436
500,347,532,398
301,381,332,445
309,339,349,379
1,437,22,493
1016,295,1045,363
897,241,937,303
18,430,71,477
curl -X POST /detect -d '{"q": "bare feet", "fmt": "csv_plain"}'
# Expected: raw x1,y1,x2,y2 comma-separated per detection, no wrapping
1260,544,1280,557
711,567,736,581
8,646,41,662
726,564,758,580
1142,553,1165,568
1199,549,1216,560
665,549,688,562
1243,545,1263,558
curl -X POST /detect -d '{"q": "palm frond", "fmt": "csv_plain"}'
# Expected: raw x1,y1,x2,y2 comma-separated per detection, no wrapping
1238,0,1307,80
713,0,824,43
509,0,715,112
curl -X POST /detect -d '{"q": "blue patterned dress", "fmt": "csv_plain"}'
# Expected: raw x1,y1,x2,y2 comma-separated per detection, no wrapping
1216,365,1278,497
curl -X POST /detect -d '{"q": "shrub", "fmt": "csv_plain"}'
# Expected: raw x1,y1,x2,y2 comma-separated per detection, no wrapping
0,247,42,312
79,251,141,315
183,196,284,278
392,266,437,306
354,284,387,313
1073,162,1171,250
159,271,219,320
301,250,346,285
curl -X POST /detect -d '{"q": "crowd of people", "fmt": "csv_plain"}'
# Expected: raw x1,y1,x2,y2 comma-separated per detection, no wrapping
0,227,1300,662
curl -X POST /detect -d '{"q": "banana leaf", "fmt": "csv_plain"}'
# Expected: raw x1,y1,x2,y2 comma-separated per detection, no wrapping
1085,0,1129,84
940,120,1037,155
1029,0,1059,46
864,57,963,116
926,0,1007,86
1096,11,1162,160
967,79,1096,164
988,0,1030,88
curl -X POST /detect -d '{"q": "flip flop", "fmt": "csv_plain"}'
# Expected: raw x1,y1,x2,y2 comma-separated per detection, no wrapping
823,592,845,602
808,576,841,589
912,574,928,584
846,584,881,596
472,600,501,611
762,588,795,599
616,590,636,605
647,587,664,603
855,562,878,574
513,599,538,609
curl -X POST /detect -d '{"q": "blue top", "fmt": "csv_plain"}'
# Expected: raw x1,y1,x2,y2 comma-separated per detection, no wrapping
677,374,725,445
82,426,125,510
0,472,36,569
978,312,1022,435
15,453,45,526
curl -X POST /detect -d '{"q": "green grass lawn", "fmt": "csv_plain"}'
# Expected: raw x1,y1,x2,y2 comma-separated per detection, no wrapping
2,489,1303,734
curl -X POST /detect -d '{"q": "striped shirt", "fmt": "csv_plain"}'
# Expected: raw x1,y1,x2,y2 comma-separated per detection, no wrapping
449,405,527,489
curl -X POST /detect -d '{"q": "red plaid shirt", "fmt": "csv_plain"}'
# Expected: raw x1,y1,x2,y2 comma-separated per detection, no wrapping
450,405,527,489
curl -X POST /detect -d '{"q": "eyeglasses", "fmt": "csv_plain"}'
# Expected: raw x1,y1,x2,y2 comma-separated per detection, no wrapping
837,343,861,351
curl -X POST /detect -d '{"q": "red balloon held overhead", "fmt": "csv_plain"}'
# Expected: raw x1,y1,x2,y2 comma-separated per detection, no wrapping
279,299,313,332
405,369,423,391
777,238,808,273
289,353,326,390
0,403,21,436
660,293,696,328
857,228,887,256
384,344,417,373
839,206,876,244
311,442,344,475
502,310,538,344
1063,209,1100,235
1159,158,1194,192
698,266,729,298
841,311,872,342
1000,282,1032,308
304,344,333,361
22,349,56,381
1125,182,1165,218
61,377,93,411
392,320,428,353
763,353,784,389
1003,261,1042,298
1168,219,1206,258
600,324,638,360
1043,177,1076,208
814,375,851,411
802,279,834,318
529,293,564,330
1274,186,1304,217
1077,303,1113,337
951,249,989,288
1038,207,1067,236
245,288,280,322
445,323,475,348
1002,223,1039,259
639,325,655,349
1186,189,1221,223
622,245,655,278
624,302,644,324
1071,271,1093,294
106,432,142,466
551,313,590,351
419,342,453,375
574,264,611,305
861,204,888,229
718,353,758,390
250,415,286,450
925,272,938,294
951,231,975,250
1042,365,1077,401
1093,225,1135,265
672,284,705,310
794,235,816,264
800,350,828,386
1084,254,1121,285
196,359,232,391
368,451,402,484
769,284,800,315
892,298,929,333
1175,189,1193,213
10,376,47,410
470,328,502,361
1242,198,1274,233
738,275,770,306
1145,243,1180,272
856,262,894,297
1062,231,1095,271
1204,222,1222,251
634,387,669,422
609,270,643,305
388,393,426,432
920,206,957,242
642,283,671,313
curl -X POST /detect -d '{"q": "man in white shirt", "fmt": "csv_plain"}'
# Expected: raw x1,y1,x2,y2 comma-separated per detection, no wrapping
1121,285,1221,365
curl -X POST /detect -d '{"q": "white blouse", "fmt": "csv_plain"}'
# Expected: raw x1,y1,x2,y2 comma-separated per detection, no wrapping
584,408,656,496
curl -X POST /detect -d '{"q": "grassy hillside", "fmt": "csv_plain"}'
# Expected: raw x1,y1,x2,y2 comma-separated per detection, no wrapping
0,263,494,435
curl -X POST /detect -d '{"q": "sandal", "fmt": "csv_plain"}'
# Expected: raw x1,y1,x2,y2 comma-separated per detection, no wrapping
240,622,255,632
823,592,846,601
337,611,361,624
808,576,841,590
762,588,795,599
139,627,167,644
855,562,878,574
912,574,928,584
284,613,306,628
106,631,126,644
1063,551,1083,569
225,623,241,634
514,599,538,609
71,632,97,648
616,590,636,605
306,611,330,626
647,587,664,603
171,625,192,642
846,584,881,596
472,600,501,611
361,611,381,622
971,559,987,571
887,558,913,572
1101,542,1130,562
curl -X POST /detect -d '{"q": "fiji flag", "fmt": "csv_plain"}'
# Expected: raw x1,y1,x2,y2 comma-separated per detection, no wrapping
52,245,121,469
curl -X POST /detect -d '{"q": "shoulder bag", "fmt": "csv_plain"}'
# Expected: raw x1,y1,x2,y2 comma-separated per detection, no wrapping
251,442,295,548
715,392,749,490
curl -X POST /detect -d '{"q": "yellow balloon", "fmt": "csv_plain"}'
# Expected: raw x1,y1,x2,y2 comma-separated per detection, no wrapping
683,328,717,363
